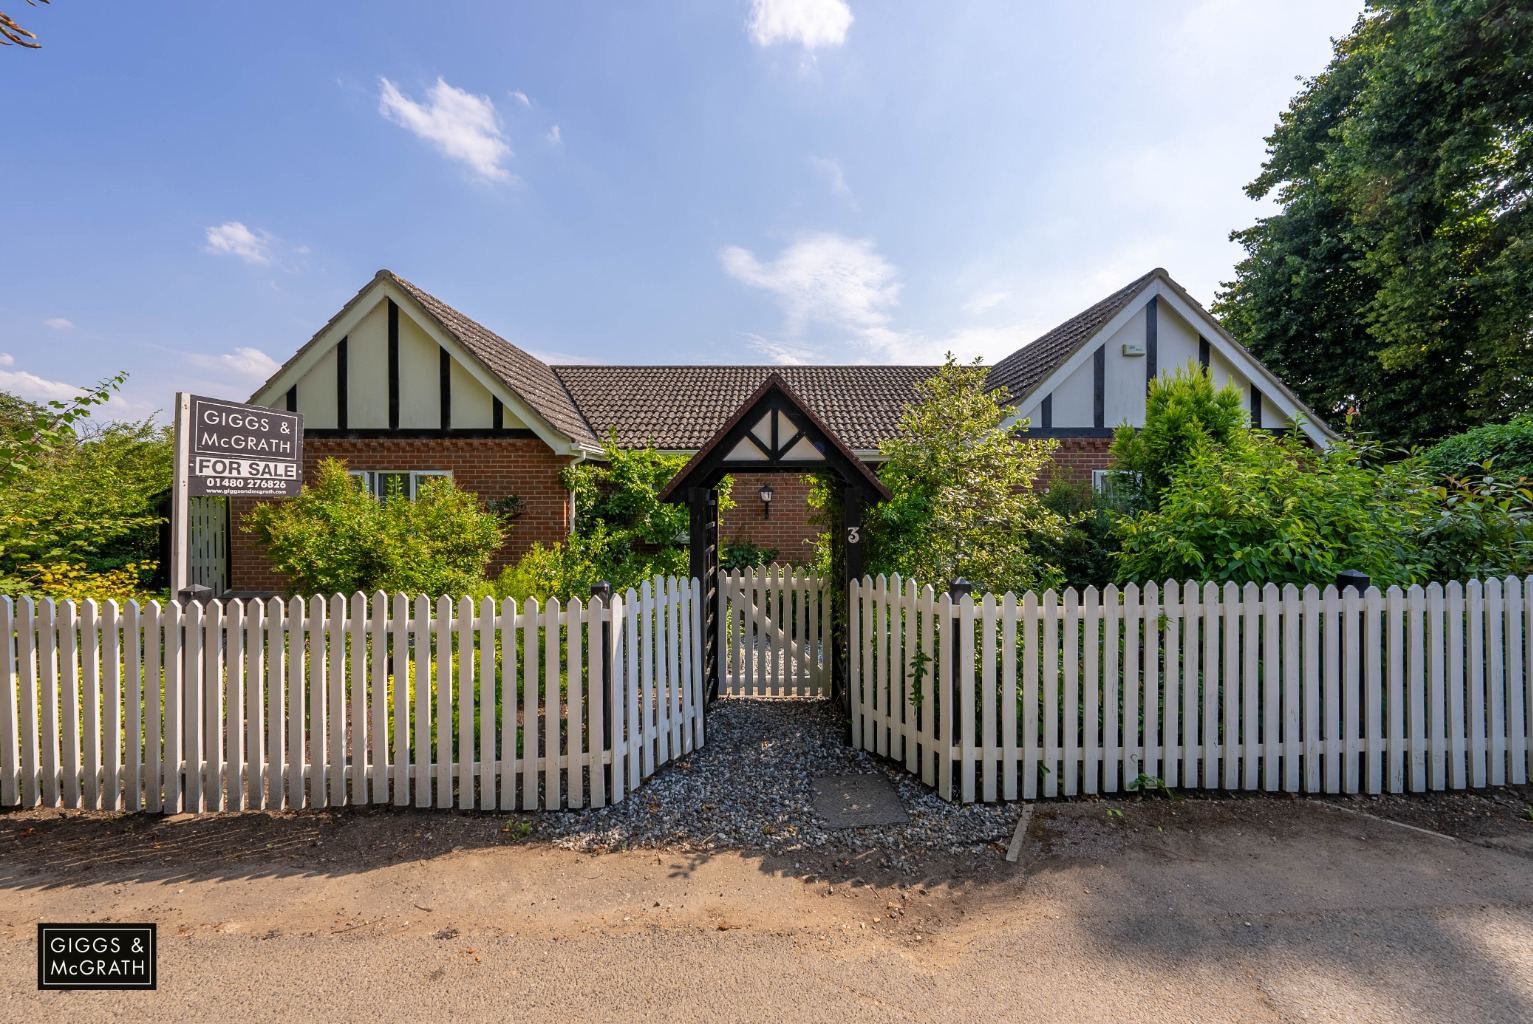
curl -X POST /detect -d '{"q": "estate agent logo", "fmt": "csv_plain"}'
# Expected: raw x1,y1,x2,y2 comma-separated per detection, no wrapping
37,924,157,991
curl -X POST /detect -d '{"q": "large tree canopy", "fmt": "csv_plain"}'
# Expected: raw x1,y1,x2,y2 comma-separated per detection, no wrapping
1215,0,1533,445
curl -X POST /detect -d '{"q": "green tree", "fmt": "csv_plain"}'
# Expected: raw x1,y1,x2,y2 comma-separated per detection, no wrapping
564,437,695,549
0,415,172,599
247,458,504,596
0,371,127,488
1109,362,1250,508
1216,1,1533,445
840,355,1066,594
495,438,735,602
0,374,169,600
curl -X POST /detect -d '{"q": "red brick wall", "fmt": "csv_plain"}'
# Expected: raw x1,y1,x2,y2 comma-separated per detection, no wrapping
1043,436,1115,487
700,443,1123,571
229,437,574,593
720,472,822,565
712,442,1114,565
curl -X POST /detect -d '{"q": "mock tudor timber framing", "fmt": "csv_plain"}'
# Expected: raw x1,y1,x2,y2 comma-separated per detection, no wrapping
251,272,600,459
659,374,891,707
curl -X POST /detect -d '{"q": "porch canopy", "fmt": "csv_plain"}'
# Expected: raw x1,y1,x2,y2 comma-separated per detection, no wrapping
658,373,890,705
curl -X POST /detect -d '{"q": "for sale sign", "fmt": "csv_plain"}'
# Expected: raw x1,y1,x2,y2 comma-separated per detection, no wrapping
186,395,303,497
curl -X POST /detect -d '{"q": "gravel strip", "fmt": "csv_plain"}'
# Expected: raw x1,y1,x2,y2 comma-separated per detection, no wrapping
535,697,1020,868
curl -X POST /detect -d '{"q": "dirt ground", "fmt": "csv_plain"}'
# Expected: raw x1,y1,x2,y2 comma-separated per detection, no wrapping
4,788,1533,1023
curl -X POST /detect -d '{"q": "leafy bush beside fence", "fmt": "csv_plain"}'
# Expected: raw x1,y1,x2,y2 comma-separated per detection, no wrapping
850,573,1533,804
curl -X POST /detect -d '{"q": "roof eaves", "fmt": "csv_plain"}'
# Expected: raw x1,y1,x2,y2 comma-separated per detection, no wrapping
1151,273,1339,442
384,272,599,449
248,269,394,403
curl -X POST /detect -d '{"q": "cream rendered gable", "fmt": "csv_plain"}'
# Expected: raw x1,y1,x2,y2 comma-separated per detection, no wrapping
249,277,587,455
1006,275,1335,448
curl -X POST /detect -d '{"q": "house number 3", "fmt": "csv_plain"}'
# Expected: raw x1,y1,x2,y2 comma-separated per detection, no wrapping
846,526,860,544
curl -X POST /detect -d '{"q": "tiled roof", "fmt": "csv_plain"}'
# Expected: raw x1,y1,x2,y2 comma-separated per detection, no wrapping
387,273,598,446
551,365,937,450
261,266,1331,452
986,268,1160,403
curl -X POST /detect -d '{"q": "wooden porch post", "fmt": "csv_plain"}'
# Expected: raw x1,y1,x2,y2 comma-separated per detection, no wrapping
687,487,720,701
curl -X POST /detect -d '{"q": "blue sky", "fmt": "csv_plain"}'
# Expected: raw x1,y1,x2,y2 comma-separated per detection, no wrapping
0,0,1363,421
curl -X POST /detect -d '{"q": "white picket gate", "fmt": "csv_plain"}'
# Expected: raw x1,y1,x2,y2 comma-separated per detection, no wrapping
850,574,1533,803
719,566,831,696
0,576,704,813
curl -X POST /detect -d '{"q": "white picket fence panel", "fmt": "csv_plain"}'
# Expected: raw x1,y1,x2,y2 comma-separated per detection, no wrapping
849,574,1533,803
719,566,831,696
0,576,705,813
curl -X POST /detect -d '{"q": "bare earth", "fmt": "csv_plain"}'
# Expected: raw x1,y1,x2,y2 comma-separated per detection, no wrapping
5,790,1533,1023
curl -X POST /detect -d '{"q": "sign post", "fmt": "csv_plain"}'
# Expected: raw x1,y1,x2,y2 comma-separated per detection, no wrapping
170,393,303,599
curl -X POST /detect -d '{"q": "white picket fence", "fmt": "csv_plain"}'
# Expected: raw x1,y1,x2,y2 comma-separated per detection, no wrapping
719,566,831,696
850,575,1533,804
0,577,704,813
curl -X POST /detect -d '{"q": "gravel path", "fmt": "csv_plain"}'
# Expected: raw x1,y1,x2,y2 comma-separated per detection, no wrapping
536,697,1020,867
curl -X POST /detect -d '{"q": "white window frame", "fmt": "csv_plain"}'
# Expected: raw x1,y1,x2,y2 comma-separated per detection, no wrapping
1092,469,1140,494
348,469,452,500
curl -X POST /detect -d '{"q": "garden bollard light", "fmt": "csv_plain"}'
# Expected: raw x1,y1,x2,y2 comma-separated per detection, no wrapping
1335,569,1370,786
1335,569,1371,594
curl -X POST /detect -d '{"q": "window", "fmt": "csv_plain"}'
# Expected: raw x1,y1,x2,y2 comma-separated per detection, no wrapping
349,470,452,500
1092,469,1140,494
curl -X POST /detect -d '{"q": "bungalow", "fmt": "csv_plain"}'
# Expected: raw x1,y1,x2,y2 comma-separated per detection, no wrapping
221,267,1332,592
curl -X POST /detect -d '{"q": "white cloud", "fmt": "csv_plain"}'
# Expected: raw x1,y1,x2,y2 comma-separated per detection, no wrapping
718,233,1141,366
744,333,817,365
511,90,531,108
185,346,282,382
720,233,900,341
808,156,856,208
547,124,562,145
205,222,275,265
43,317,75,331
0,367,94,403
0,359,158,420
747,0,853,50
962,288,1012,317
379,76,513,183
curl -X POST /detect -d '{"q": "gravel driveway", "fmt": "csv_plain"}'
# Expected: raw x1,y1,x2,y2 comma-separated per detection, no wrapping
535,696,1020,866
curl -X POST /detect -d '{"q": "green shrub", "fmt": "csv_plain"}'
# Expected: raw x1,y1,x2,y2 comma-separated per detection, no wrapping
0,389,171,601
823,355,1067,593
1413,472,1533,581
493,528,689,603
246,458,504,596
496,438,731,602
1422,417,1533,484
1030,474,1134,591
1113,432,1437,588
1109,362,1250,508
1114,426,1533,588
564,438,698,547
721,541,778,571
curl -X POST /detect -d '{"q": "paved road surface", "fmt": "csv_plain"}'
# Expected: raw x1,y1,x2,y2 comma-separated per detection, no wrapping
3,798,1532,1022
